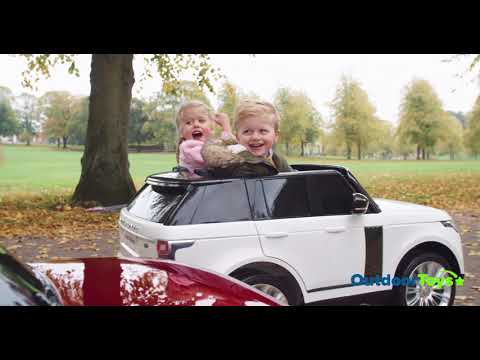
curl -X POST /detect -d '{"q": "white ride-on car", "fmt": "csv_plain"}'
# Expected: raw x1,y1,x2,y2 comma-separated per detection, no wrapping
118,164,465,306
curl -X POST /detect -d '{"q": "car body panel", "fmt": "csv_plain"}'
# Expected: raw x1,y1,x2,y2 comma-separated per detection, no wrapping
382,222,465,278
26,257,281,306
374,199,451,224
118,166,464,305
255,214,365,290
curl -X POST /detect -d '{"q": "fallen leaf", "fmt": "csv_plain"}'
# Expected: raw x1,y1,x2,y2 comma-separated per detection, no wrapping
468,251,480,256
6,245,22,251
465,272,476,279
456,296,467,301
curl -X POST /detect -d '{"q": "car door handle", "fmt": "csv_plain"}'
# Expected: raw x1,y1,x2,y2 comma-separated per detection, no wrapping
325,227,346,233
265,232,288,239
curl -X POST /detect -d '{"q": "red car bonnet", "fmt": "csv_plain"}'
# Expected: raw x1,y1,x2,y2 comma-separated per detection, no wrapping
29,257,282,306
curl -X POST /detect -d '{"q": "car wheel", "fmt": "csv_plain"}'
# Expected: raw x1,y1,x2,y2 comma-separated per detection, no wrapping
393,252,456,306
240,274,302,306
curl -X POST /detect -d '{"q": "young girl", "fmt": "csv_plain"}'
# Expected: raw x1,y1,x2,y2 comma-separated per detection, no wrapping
175,100,234,177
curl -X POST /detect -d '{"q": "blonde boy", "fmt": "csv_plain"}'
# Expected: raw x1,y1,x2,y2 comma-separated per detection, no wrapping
233,100,291,172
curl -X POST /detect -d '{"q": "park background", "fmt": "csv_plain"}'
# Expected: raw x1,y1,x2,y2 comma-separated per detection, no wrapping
0,54,479,305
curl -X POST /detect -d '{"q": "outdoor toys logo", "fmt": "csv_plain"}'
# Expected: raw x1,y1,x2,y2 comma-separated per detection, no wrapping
351,269,464,287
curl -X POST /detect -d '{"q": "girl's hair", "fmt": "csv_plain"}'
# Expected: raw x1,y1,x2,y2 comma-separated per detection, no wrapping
175,100,213,131
234,100,281,133
175,100,213,162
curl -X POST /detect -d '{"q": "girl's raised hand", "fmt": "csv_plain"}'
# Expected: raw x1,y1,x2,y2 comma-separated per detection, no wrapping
213,113,231,132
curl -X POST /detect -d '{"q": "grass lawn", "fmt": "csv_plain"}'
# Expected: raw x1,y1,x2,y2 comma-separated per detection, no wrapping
1,145,479,210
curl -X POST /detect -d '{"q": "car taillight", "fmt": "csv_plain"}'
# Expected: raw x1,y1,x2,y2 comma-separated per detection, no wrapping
156,240,171,257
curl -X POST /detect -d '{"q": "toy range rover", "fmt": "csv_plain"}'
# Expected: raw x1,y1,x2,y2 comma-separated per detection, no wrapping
118,164,464,306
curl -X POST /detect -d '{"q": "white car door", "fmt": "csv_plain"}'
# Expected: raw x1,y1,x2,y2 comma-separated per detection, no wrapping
248,173,367,292
168,180,263,272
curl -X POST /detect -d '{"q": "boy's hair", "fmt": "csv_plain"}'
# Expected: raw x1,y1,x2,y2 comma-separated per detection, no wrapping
234,100,281,133
175,100,213,131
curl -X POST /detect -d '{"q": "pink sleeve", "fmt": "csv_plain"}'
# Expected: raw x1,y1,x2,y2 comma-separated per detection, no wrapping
179,140,206,173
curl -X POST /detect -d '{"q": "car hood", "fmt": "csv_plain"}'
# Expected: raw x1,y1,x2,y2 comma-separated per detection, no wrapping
29,257,280,306
373,198,451,224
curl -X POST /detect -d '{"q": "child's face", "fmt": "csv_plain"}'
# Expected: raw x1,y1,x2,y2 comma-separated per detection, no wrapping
236,116,278,157
180,106,213,142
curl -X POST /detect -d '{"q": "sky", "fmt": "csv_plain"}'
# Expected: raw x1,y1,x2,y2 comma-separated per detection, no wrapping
1,54,478,125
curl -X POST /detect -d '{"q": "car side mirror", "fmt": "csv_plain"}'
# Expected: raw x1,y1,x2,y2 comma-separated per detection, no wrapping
352,193,369,214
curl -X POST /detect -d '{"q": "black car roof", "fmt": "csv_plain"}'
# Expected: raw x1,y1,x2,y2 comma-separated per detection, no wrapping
145,164,352,186
144,164,381,213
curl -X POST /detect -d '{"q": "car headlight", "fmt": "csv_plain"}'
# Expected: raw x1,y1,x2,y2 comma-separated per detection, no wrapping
30,268,64,306
441,220,460,234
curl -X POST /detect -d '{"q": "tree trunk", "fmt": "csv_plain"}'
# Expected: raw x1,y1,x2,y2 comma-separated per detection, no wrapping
422,147,426,160
62,136,68,149
347,143,351,160
300,141,305,157
72,54,136,206
57,138,61,148
427,151,430,160
417,145,420,160
285,142,289,156
357,141,361,160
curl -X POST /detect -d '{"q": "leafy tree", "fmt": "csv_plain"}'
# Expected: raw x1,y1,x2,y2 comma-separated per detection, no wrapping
0,86,14,104
329,75,377,159
0,88,20,137
0,101,19,137
128,98,154,150
297,97,323,157
16,93,40,146
40,91,77,148
435,112,464,160
465,96,480,158
274,88,303,156
217,81,241,126
447,110,468,129
175,80,213,108
69,96,89,145
396,79,445,160
274,88,323,157
394,132,416,160
366,119,395,159
20,54,221,206
466,54,480,77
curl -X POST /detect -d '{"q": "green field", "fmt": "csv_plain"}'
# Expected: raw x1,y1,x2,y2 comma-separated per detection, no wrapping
1,145,480,208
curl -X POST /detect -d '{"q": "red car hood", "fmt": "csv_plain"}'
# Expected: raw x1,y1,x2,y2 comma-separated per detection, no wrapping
29,257,280,306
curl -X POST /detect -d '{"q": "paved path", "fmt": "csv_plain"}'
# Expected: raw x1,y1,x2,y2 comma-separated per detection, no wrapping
1,211,479,306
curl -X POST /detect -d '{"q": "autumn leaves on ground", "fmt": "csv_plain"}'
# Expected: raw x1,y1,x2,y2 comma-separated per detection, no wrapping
0,193,120,261
1,146,480,305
